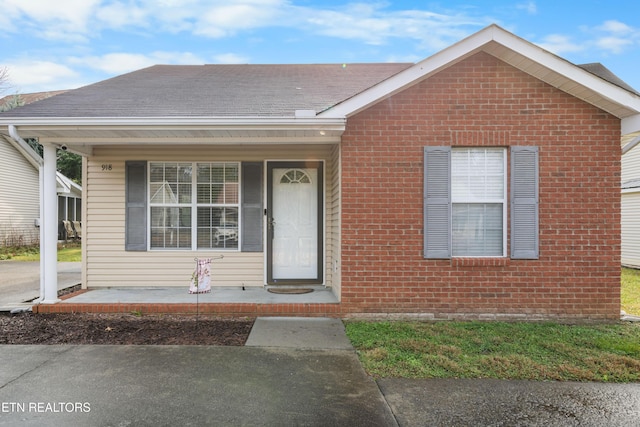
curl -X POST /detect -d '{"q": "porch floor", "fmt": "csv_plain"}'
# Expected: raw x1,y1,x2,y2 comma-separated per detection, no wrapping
31,285,342,315
62,285,338,304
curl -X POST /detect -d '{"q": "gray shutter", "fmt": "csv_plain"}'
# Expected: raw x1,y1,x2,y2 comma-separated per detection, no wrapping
241,162,263,252
424,147,451,258
511,146,539,259
125,161,147,251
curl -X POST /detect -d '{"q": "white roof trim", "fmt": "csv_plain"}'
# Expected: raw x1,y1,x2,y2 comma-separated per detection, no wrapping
0,116,345,127
319,24,640,126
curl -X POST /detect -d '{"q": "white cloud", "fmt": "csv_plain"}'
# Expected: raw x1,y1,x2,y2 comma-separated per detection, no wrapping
3,60,83,92
69,51,206,74
595,36,633,55
538,34,585,55
95,2,149,28
516,1,537,15
0,0,101,41
597,20,634,35
299,4,485,49
212,53,251,64
194,1,286,38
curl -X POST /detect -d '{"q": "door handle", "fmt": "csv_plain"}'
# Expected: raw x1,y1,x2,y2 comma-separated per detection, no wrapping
268,218,276,238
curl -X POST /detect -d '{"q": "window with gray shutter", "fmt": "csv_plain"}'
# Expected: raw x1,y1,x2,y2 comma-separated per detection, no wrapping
510,146,539,259
241,162,263,252
125,161,147,251
424,147,451,258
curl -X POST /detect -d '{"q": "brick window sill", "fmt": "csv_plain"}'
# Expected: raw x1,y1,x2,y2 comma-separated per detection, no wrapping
451,257,510,267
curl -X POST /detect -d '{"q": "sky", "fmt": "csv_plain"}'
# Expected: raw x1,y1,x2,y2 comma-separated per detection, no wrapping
1,0,640,95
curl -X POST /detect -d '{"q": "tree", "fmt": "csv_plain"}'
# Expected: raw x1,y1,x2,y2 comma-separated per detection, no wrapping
0,66,10,94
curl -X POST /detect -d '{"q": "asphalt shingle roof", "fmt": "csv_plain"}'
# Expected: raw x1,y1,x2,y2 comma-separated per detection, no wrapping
0,63,412,118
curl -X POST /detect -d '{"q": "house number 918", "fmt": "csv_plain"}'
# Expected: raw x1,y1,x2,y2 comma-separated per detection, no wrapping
101,164,113,171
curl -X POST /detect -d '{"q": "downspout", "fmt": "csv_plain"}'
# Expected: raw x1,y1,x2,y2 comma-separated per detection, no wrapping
8,125,59,304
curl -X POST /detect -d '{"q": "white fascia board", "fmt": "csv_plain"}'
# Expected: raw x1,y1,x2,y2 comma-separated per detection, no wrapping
622,114,640,137
320,24,640,119
0,116,346,129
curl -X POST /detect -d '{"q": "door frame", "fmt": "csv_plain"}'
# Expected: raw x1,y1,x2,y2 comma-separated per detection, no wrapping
266,160,324,285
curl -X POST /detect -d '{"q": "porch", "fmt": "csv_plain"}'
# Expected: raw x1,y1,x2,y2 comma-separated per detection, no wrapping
32,285,342,317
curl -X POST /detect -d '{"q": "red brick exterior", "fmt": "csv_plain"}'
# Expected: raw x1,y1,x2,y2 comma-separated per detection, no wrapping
339,52,621,320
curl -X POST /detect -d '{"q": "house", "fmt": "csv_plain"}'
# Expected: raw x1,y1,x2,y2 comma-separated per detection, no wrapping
1,25,639,320
1,91,81,246
622,139,640,268
0,129,82,245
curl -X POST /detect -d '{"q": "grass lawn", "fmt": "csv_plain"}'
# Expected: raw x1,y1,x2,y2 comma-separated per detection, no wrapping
345,320,640,382
622,267,640,316
0,244,81,262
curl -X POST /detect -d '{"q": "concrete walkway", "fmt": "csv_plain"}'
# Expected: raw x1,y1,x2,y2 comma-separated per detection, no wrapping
1,317,640,426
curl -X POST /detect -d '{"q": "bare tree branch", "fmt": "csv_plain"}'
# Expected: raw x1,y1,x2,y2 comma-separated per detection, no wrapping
0,66,12,96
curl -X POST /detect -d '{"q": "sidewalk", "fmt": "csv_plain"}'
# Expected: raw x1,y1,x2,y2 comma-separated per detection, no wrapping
1,317,639,426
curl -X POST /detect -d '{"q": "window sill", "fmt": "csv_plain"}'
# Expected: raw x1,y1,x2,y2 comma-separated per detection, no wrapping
451,257,510,267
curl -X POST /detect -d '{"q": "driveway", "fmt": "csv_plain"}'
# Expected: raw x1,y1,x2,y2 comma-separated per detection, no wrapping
0,261,81,308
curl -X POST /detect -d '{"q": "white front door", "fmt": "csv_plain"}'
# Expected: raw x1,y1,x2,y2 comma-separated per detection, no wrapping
267,162,323,284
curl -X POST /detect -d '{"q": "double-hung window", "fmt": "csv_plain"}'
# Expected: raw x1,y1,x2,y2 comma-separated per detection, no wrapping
148,162,239,250
424,146,538,259
451,148,506,256
126,161,263,252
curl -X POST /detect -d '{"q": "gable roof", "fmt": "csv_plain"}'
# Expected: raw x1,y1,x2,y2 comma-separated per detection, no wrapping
0,64,411,118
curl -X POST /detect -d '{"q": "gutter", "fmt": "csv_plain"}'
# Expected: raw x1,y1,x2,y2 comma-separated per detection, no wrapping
8,125,43,167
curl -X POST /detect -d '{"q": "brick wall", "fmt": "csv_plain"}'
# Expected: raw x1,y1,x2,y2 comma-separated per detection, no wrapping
340,52,621,320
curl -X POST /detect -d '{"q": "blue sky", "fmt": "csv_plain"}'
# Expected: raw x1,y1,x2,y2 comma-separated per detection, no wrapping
1,0,639,94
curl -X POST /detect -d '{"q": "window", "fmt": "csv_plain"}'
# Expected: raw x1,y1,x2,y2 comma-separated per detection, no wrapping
196,163,239,250
126,161,262,252
149,162,239,250
451,148,506,256
424,146,538,259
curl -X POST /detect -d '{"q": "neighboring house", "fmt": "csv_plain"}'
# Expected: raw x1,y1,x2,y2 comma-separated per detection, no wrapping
622,144,640,268
0,132,40,245
577,65,640,270
1,25,639,320
0,91,80,245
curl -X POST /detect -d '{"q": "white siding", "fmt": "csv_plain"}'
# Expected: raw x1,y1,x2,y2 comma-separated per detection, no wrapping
622,145,640,183
0,139,40,246
85,144,337,288
622,190,640,268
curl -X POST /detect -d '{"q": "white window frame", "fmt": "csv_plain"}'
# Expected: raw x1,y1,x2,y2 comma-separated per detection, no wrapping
451,147,507,257
147,161,241,251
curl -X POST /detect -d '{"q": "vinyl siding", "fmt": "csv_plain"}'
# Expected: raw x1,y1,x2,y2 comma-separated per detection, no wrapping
622,190,640,268
622,145,640,184
0,139,40,246
85,144,336,288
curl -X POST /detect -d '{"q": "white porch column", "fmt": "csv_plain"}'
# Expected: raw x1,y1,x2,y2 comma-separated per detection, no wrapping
41,143,59,303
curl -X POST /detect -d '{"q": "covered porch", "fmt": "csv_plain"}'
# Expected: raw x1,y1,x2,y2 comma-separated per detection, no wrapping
32,285,341,317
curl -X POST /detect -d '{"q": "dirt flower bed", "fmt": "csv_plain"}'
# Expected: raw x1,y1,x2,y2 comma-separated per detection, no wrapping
0,312,254,345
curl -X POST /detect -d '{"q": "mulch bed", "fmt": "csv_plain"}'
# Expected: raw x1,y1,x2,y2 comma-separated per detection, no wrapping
0,312,254,345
